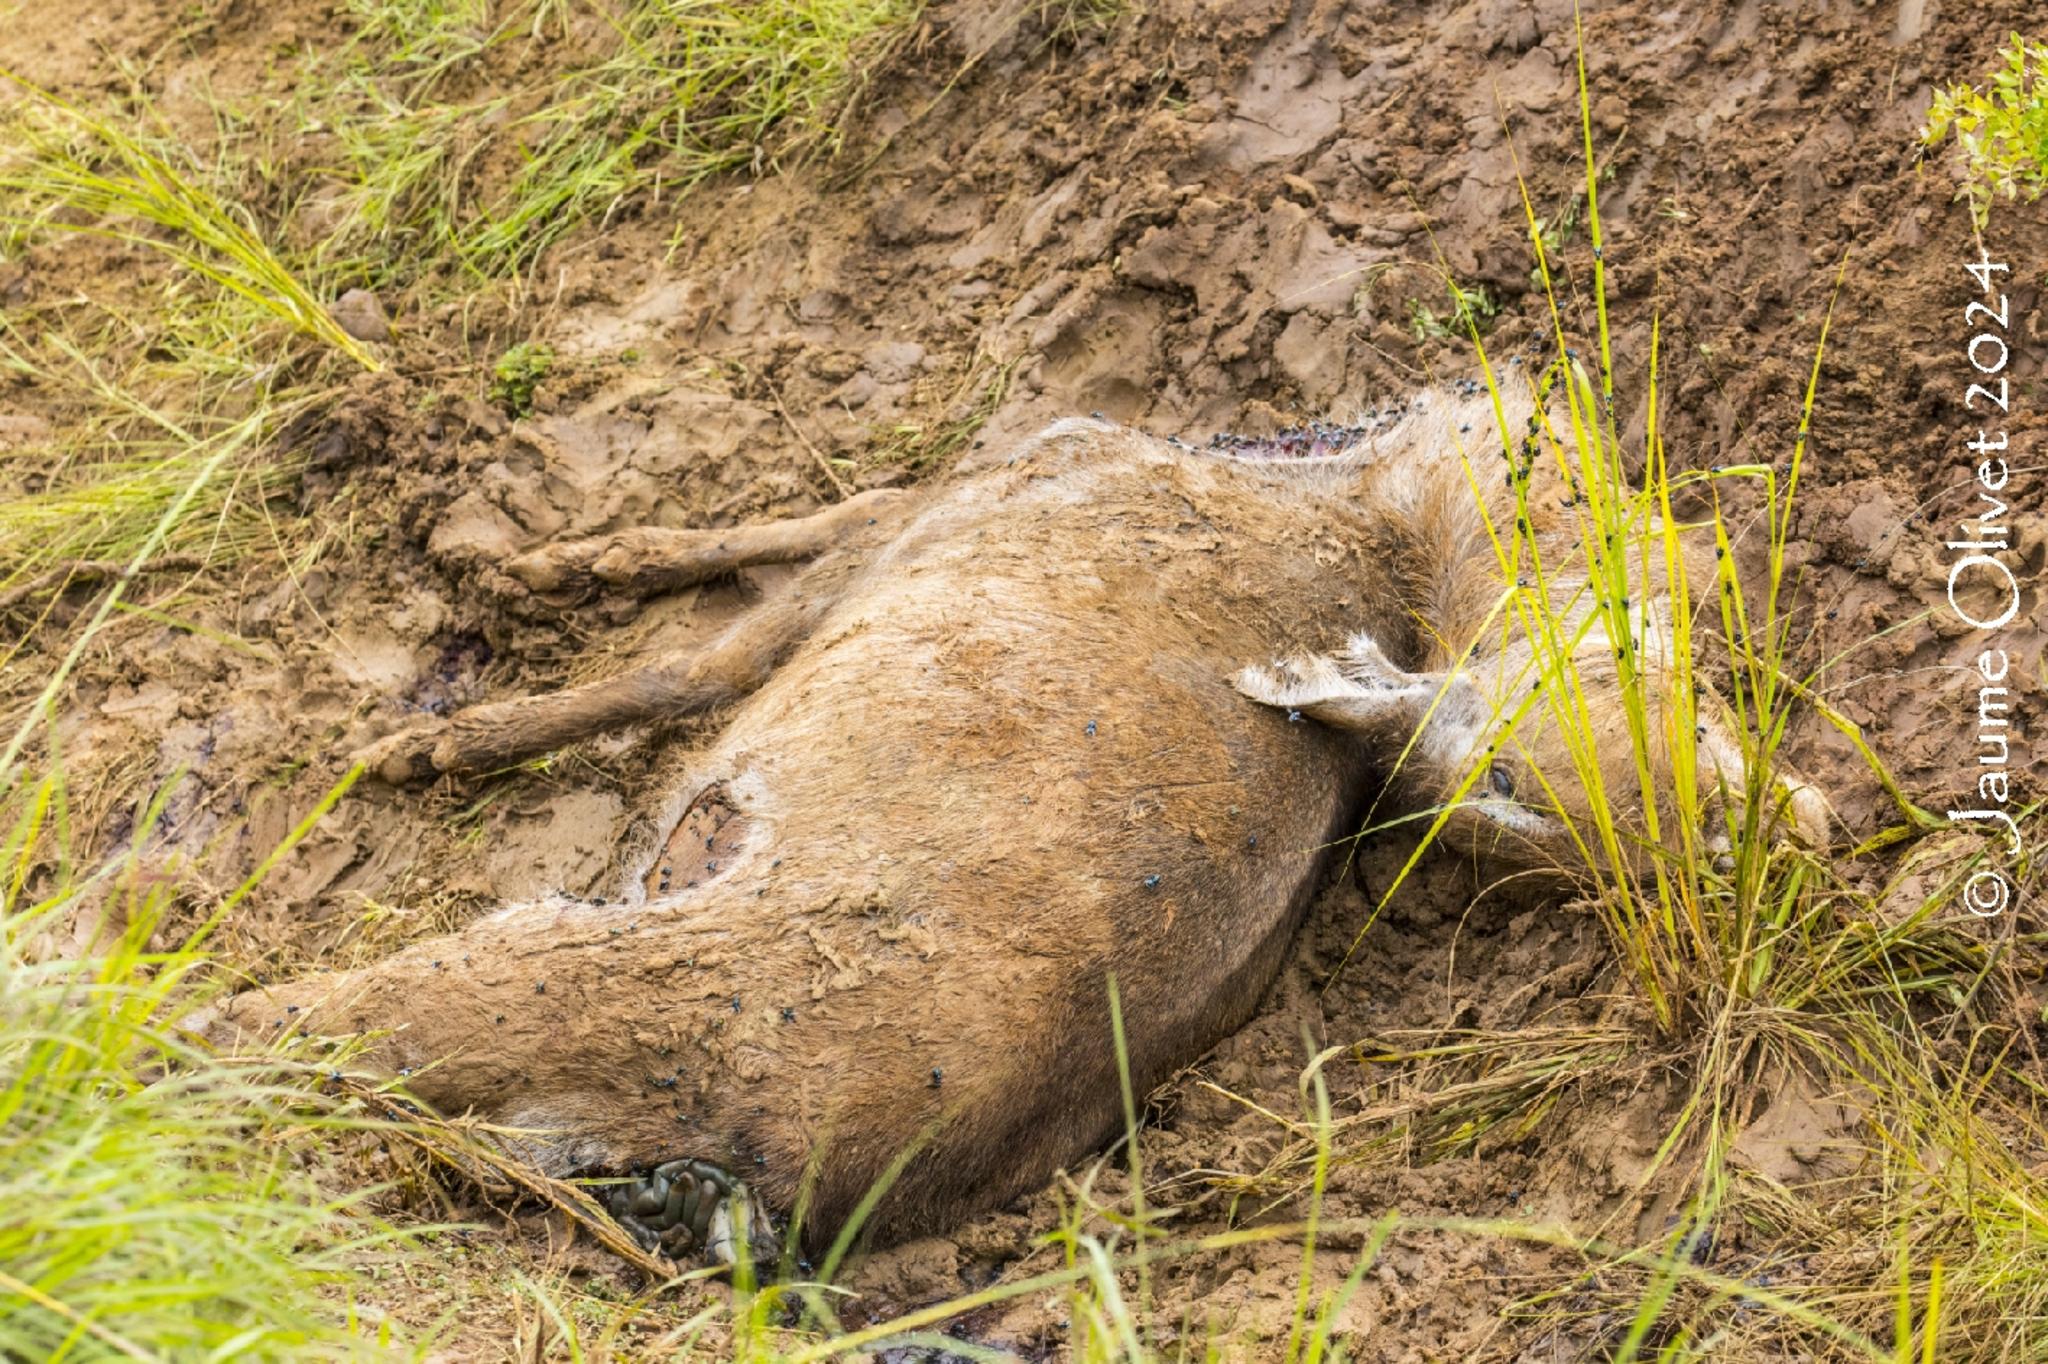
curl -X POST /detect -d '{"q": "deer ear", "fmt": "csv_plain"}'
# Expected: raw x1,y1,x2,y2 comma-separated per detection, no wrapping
1233,633,1462,743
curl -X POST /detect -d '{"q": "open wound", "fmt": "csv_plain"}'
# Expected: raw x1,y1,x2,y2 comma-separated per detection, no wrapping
645,782,751,897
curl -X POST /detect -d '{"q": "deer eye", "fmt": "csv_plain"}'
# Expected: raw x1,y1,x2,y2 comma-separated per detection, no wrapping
1487,763,1517,800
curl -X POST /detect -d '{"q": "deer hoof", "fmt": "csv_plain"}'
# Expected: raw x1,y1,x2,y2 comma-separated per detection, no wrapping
350,724,445,785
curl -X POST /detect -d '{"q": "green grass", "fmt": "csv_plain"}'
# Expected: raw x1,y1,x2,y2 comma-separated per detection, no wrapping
0,0,936,325
459,0,922,273
0,91,398,1340
269,0,929,285
1332,18,1978,1041
0,78,380,371
0,744,394,1358
0,913,387,1361
0,398,398,1357
489,339,554,417
0,82,349,623
0,354,318,631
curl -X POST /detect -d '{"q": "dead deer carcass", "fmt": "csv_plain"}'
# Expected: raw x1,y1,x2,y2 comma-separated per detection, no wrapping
216,386,1808,1263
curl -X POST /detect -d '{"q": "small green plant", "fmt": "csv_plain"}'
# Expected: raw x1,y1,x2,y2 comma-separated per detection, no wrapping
1922,33,2048,229
1407,281,1498,342
489,340,554,417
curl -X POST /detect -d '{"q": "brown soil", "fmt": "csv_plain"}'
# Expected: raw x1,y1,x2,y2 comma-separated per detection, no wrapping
5,0,2044,1358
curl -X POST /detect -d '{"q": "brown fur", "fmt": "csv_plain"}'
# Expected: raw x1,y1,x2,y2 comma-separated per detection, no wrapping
217,386,1815,1252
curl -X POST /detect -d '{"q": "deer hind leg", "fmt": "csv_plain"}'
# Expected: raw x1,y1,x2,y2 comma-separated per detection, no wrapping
506,487,906,604
360,491,908,784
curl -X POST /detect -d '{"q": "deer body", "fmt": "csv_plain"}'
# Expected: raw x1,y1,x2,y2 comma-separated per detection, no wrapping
223,390,1760,1256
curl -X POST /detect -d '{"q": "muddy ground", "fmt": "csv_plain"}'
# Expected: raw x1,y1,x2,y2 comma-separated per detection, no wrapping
5,0,2046,1357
